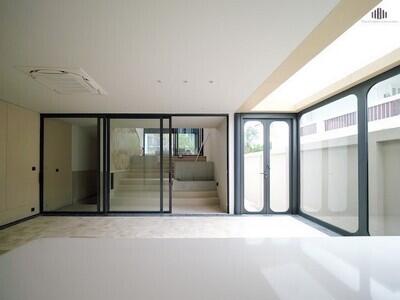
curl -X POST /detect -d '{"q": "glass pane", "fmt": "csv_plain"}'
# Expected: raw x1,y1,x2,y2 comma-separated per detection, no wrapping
43,118,99,212
368,74,400,235
244,121,264,212
300,95,358,232
109,119,161,211
177,129,199,155
269,121,289,212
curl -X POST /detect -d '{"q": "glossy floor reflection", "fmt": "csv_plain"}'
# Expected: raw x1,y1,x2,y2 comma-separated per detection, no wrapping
0,237,399,300
0,215,331,253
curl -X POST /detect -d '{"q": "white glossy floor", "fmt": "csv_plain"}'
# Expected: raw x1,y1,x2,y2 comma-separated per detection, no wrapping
0,215,331,253
1,236,400,300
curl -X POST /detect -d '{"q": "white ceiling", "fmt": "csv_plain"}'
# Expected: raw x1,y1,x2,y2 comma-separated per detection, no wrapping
0,0,338,113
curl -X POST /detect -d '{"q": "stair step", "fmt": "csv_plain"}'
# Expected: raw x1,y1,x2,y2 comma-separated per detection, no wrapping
110,196,219,206
121,172,169,178
172,197,219,205
117,185,169,191
119,178,169,185
173,180,217,192
173,190,218,198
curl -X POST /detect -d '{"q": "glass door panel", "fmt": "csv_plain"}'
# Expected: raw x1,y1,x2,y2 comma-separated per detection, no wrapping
243,120,265,212
269,121,290,212
242,118,291,214
43,117,101,212
109,118,162,212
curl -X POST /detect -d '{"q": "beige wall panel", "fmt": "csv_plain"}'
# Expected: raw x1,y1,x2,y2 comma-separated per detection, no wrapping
1,102,39,226
43,119,72,211
6,104,39,210
0,102,7,213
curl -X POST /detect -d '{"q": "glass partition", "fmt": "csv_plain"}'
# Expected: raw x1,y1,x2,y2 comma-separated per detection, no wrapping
300,95,358,233
368,74,400,235
109,118,163,212
43,117,100,212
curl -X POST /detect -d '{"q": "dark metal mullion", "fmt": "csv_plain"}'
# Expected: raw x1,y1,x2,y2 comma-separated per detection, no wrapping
239,116,245,213
160,118,163,213
39,116,44,212
96,118,101,213
105,117,110,213
292,118,299,215
357,87,369,235
169,117,172,213
264,120,271,214
234,114,242,214
225,115,230,213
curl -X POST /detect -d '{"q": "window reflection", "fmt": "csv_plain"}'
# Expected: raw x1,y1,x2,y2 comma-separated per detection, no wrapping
300,95,358,233
368,74,400,235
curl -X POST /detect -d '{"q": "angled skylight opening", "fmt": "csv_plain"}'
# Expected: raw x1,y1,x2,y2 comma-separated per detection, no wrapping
254,0,400,111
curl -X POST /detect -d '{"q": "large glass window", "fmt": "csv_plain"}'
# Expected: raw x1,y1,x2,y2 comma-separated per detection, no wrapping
144,131,170,155
176,129,200,156
300,95,358,233
368,74,400,235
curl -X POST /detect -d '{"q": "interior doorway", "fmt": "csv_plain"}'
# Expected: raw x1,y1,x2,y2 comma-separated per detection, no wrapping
170,116,229,214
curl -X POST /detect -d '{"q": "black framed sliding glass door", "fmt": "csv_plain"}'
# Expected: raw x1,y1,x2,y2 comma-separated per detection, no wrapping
42,116,103,213
108,116,171,213
239,116,293,214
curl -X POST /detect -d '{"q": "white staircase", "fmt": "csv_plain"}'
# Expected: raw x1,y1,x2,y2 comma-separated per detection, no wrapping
110,163,220,212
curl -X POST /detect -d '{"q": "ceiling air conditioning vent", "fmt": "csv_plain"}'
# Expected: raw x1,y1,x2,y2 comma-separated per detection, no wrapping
17,67,107,95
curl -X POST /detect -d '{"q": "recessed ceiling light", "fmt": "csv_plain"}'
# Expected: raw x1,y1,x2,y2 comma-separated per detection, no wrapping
183,80,188,83
209,80,214,84
157,80,162,83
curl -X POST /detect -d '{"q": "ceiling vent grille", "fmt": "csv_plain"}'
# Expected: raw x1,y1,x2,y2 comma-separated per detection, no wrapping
17,67,107,95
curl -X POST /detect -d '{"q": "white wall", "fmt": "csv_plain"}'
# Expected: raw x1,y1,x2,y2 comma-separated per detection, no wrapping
204,120,228,212
0,100,39,226
72,125,97,171
369,125,400,235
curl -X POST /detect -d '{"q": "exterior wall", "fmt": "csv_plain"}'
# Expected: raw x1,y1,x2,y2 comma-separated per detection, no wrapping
0,100,39,226
369,124,400,235
243,151,263,210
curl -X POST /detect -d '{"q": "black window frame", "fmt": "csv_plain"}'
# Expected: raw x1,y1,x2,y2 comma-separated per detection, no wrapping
234,64,400,236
